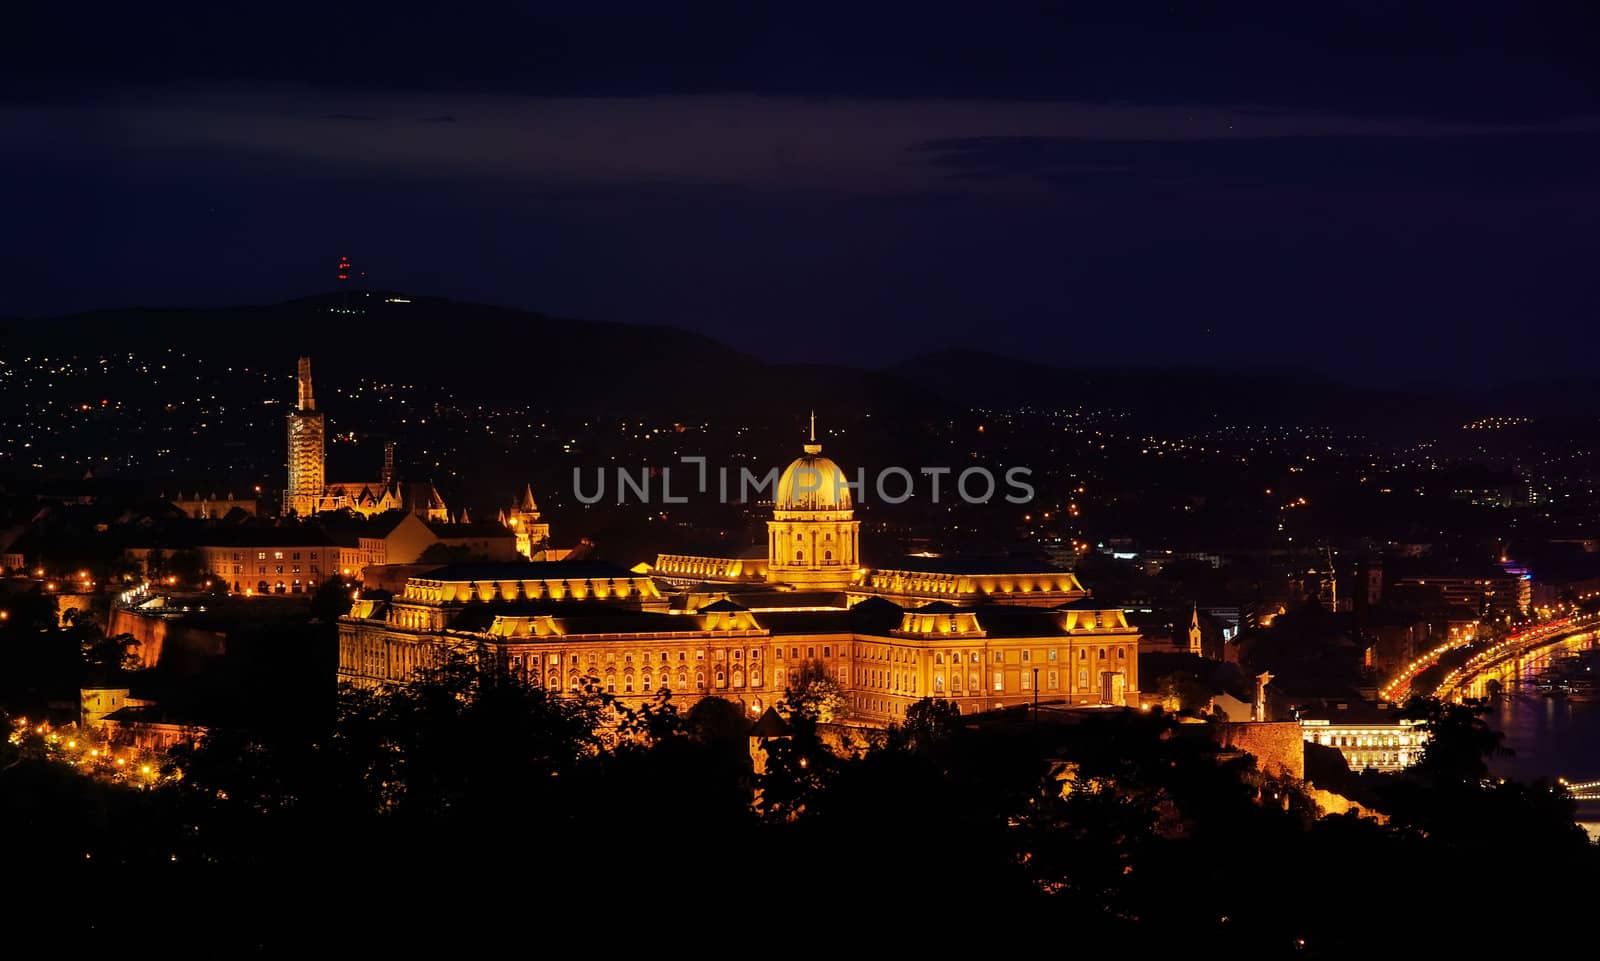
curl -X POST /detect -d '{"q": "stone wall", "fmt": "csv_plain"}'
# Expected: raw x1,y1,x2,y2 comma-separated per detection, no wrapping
1308,786,1387,823
1214,720,1305,780
107,606,170,669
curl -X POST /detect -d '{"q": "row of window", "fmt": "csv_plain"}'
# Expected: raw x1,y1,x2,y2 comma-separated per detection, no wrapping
854,696,902,716
232,551,321,561
351,635,1125,704
505,646,841,667
857,668,919,695
929,647,1127,664
1311,733,1422,748
243,580,310,594
506,658,853,695
775,646,831,660
930,669,1105,693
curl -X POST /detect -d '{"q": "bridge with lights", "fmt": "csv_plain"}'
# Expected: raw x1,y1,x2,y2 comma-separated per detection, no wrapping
1560,779,1600,801
1422,613,1600,702
1380,637,1474,704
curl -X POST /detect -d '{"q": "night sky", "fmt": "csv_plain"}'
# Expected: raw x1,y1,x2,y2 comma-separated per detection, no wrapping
3,3,1597,383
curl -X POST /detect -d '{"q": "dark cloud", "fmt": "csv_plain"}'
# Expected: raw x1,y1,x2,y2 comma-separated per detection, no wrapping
914,127,1600,190
5,3,1598,121
1,4,1597,382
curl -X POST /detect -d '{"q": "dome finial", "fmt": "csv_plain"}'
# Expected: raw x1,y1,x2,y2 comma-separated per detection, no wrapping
803,411,822,455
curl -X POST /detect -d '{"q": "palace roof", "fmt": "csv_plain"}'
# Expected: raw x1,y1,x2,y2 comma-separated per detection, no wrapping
414,561,645,582
446,603,695,636
187,527,338,548
875,555,1068,576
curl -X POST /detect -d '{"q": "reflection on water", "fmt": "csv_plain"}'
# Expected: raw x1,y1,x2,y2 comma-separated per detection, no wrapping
1485,693,1600,782
1486,694,1600,839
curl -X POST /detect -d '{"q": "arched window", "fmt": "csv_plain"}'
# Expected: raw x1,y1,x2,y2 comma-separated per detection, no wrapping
731,668,745,688
696,671,706,690
1098,648,1106,659
934,674,945,692
1078,669,1088,687
951,673,961,691
1117,647,1125,659
676,671,687,689
969,672,980,691
795,550,804,562
751,669,762,687
824,550,833,561
642,673,652,691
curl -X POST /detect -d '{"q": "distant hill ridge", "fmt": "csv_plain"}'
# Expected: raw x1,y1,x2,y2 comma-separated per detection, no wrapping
8,291,1599,428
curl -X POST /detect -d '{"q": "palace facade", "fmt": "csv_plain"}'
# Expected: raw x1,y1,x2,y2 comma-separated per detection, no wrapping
338,433,1140,725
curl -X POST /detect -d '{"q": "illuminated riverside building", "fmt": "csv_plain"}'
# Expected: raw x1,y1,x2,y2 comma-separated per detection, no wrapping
339,435,1140,725
1298,702,1427,772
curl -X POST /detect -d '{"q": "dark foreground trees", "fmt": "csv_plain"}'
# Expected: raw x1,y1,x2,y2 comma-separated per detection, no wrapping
3,671,1594,953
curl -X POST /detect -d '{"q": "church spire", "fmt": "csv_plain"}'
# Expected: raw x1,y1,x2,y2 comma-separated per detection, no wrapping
297,357,315,412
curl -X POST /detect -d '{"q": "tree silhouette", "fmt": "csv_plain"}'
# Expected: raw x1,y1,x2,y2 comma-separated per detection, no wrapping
785,658,846,722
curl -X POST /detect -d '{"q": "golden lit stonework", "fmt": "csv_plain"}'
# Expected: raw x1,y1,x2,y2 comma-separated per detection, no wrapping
766,420,861,591
337,413,1139,724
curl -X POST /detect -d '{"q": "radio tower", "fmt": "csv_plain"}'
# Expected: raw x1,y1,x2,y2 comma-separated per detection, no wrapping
337,254,352,311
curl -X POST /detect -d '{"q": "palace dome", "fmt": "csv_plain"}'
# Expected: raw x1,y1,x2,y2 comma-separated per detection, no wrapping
776,443,852,511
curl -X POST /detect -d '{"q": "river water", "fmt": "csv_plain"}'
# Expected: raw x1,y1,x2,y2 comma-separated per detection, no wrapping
1485,693,1600,838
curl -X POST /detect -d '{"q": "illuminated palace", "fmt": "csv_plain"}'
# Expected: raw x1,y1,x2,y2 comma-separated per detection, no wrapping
285,357,447,521
339,432,1139,725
